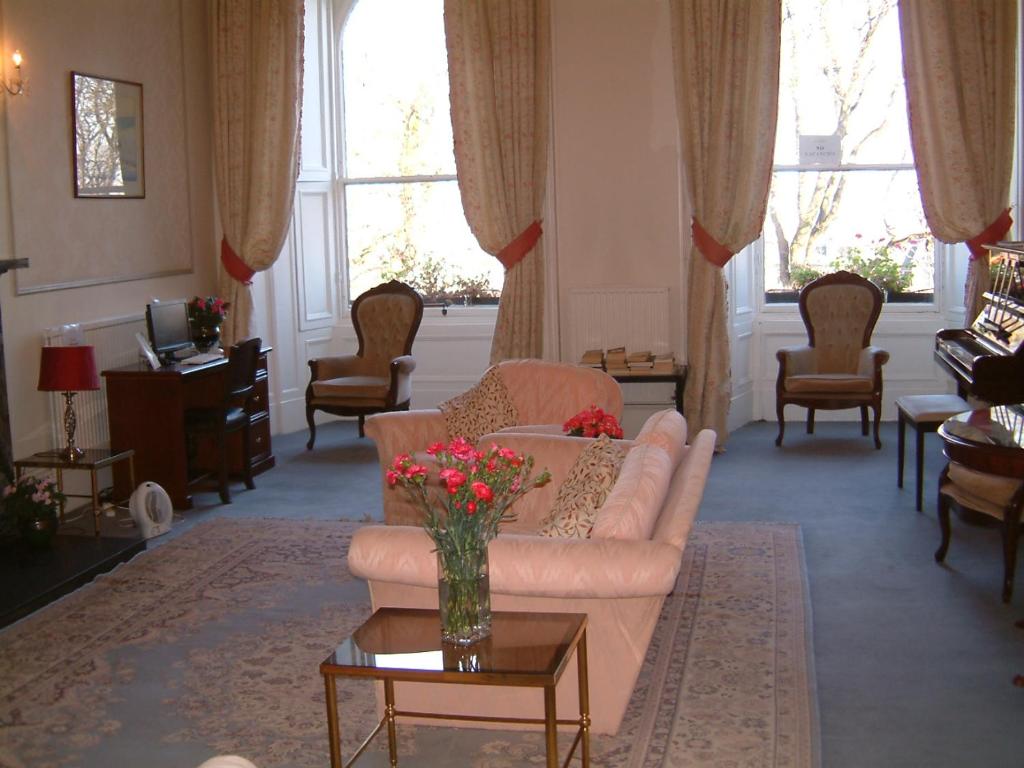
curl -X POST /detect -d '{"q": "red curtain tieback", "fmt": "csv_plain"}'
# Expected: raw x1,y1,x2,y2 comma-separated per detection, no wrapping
497,220,543,270
692,218,733,268
966,208,1013,260
221,237,255,285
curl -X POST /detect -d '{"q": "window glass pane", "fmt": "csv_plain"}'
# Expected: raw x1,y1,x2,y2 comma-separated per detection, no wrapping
346,181,502,303
764,169,933,299
775,0,912,166
342,0,455,178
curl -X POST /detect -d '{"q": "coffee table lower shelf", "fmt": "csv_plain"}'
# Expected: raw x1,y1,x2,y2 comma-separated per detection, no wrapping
320,608,590,768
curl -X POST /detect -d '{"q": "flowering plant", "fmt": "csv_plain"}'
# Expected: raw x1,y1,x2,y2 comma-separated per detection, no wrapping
188,296,229,326
2,474,65,527
563,405,624,439
388,437,550,642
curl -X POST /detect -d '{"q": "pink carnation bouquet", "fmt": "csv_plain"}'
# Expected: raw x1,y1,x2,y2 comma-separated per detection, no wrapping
563,404,624,439
388,437,550,642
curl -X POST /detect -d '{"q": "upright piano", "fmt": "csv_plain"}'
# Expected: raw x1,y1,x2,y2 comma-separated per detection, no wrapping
935,242,1024,404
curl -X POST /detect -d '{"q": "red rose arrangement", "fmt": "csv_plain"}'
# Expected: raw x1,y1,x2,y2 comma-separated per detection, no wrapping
563,405,624,439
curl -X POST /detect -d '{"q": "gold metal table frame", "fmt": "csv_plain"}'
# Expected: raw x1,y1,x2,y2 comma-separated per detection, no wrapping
13,448,136,536
320,608,591,768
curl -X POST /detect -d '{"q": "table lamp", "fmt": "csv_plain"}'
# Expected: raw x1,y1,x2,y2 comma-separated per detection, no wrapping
38,345,100,461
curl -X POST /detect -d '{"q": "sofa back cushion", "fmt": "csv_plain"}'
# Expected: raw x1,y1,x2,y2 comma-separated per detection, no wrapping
439,366,519,443
634,409,687,469
591,443,673,541
496,359,623,424
535,434,630,538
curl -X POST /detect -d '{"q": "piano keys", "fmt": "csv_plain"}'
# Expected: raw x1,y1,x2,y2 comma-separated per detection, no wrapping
935,242,1024,404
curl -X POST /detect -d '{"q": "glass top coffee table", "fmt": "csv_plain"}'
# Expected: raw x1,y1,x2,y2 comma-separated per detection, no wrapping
320,607,590,767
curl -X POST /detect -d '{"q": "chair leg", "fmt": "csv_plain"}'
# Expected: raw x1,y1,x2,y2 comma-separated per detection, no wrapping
871,404,882,449
243,422,255,491
306,405,317,451
775,401,786,447
217,430,231,505
914,427,925,511
935,493,951,563
897,412,906,489
806,408,815,435
1001,513,1019,603
860,405,869,436
358,415,365,438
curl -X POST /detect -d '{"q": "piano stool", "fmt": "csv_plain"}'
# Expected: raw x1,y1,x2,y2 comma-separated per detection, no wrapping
896,394,970,511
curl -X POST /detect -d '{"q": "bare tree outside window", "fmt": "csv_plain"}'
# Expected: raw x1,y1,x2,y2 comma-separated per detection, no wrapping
765,0,933,302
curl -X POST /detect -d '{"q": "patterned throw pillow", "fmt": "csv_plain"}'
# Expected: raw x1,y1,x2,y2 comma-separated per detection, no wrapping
439,367,519,443
536,434,629,538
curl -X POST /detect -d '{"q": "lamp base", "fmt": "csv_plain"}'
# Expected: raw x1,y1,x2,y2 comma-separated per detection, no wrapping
59,445,85,462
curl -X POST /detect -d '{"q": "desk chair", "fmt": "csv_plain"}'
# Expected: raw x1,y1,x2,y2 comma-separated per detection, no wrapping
184,337,261,504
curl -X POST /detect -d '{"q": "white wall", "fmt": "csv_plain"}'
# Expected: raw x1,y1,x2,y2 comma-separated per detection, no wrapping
0,0,216,459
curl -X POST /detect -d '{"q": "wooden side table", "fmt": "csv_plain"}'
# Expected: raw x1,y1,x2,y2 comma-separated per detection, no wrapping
610,365,687,415
321,608,590,768
14,448,135,536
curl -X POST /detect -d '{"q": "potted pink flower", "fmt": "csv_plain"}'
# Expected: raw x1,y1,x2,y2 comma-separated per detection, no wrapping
2,474,66,548
563,405,624,439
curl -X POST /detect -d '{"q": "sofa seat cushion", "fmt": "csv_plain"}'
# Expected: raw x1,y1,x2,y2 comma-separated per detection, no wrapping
784,373,874,394
537,434,629,538
439,367,518,443
591,444,673,541
311,375,390,401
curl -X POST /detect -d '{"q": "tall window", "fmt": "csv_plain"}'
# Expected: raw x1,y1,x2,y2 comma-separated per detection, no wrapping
340,0,501,305
764,0,934,304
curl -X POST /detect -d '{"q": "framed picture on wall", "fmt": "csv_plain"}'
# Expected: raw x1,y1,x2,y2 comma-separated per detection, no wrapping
71,71,145,198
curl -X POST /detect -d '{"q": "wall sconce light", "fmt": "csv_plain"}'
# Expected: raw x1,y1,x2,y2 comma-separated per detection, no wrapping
3,50,24,96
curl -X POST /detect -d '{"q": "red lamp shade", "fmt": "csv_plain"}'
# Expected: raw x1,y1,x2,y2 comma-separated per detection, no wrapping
37,345,100,392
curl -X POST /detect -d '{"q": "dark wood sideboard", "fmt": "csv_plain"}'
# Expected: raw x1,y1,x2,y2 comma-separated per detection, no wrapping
102,347,274,509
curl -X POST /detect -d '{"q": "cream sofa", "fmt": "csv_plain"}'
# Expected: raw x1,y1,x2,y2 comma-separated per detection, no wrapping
365,359,624,525
348,410,716,735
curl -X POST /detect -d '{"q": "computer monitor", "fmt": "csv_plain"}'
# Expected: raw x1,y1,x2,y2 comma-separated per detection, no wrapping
145,300,193,364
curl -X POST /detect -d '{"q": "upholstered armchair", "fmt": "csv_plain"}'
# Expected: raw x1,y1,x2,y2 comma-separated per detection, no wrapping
365,359,624,525
775,270,889,448
306,280,423,447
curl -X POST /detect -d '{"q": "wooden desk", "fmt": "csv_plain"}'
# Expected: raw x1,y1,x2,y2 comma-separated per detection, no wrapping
102,349,274,509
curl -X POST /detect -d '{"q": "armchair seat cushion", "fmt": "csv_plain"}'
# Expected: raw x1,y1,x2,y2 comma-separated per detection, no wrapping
784,373,874,394
311,375,390,401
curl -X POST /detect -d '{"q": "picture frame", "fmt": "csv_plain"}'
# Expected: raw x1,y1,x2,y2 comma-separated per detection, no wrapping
135,332,161,370
71,71,145,198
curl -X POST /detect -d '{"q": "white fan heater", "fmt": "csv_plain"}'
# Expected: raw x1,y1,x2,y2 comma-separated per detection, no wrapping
129,482,173,539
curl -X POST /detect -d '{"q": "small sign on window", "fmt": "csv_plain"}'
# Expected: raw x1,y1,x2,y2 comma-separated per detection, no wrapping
799,134,841,165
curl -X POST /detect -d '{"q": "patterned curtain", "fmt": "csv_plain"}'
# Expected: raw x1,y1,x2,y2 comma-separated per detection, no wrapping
669,0,781,444
444,0,550,363
898,0,1017,321
211,0,304,346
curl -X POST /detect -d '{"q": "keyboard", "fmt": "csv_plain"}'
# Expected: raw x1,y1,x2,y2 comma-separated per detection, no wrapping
180,352,224,366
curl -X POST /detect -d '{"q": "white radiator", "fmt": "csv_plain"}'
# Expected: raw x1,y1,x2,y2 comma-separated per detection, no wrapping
567,286,672,361
43,314,147,450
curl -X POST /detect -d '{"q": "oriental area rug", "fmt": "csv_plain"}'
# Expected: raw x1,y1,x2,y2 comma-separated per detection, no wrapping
0,519,819,768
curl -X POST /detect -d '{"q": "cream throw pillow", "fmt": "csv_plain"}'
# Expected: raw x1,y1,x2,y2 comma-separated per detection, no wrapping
439,367,519,443
536,434,629,538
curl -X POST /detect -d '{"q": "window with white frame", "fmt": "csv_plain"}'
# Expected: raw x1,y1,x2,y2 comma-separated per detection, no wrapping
340,0,502,305
763,0,934,304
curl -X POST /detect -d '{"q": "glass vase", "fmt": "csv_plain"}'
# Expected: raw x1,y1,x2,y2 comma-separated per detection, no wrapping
436,544,491,645
191,322,221,353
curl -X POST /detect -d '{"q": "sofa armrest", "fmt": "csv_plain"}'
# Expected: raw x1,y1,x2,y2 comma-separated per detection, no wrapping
349,526,682,599
365,410,449,463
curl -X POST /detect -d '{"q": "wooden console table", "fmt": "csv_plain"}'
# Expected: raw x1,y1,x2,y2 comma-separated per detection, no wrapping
610,365,687,415
102,348,274,509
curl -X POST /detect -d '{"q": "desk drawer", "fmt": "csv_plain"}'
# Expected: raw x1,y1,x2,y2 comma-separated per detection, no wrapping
248,415,272,465
248,377,270,419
